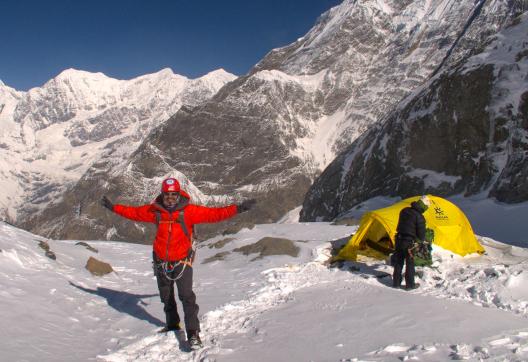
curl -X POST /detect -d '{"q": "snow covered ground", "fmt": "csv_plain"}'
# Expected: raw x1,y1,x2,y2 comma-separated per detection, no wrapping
1,196,528,361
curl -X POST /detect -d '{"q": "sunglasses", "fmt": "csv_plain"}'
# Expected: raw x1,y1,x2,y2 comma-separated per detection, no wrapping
163,192,179,197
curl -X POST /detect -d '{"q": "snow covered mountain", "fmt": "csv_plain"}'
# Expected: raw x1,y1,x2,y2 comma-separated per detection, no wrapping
0,68,236,224
3,0,527,242
301,11,528,222
250,0,525,165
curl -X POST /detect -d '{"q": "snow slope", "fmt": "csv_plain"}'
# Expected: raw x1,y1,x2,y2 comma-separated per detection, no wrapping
2,196,528,361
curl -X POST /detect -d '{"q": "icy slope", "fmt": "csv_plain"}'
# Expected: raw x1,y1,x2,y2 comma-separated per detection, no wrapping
2,210,528,361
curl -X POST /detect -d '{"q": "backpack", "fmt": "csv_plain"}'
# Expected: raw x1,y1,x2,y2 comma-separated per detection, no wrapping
154,209,195,261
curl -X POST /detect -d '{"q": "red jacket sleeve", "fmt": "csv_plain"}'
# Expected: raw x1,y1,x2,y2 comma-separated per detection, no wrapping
186,204,238,225
113,204,156,223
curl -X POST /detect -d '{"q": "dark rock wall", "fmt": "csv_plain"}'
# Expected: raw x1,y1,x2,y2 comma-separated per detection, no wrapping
301,17,528,221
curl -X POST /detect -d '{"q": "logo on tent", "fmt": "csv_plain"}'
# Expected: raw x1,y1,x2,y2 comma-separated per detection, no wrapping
434,206,448,220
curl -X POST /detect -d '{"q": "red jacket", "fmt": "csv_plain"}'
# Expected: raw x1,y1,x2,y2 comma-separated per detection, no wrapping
113,191,238,261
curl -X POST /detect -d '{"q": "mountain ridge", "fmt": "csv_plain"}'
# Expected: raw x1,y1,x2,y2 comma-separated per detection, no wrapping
0,68,236,221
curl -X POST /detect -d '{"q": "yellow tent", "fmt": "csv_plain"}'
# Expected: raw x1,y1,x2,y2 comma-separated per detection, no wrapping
334,195,484,261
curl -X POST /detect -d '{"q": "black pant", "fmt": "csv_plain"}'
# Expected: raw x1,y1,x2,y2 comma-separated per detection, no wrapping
153,253,200,332
392,246,415,288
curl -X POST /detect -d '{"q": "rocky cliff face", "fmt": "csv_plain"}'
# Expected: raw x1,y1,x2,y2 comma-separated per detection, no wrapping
301,12,528,221
4,0,526,242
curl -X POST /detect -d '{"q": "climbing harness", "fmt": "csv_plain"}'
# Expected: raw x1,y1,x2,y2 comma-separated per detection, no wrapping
154,209,196,281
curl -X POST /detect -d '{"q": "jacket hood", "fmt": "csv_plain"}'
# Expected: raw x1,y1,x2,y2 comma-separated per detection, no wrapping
411,201,427,214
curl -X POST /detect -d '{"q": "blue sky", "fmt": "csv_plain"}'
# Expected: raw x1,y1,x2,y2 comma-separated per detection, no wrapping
0,0,342,91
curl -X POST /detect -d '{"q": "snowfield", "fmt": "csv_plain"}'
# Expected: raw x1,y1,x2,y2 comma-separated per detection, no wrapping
1,198,528,361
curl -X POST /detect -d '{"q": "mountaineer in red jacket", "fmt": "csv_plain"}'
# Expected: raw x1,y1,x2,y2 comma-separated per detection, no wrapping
101,177,255,350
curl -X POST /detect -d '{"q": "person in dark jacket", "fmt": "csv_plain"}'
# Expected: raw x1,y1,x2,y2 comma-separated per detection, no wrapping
101,177,255,349
392,195,431,290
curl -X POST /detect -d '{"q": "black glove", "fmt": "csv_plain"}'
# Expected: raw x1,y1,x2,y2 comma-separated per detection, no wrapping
237,199,256,213
101,196,114,211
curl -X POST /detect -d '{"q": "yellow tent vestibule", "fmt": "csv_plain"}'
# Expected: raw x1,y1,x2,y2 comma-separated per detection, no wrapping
334,195,484,261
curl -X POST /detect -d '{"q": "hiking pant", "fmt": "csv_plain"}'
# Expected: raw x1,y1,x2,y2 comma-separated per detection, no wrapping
392,246,415,288
153,253,200,332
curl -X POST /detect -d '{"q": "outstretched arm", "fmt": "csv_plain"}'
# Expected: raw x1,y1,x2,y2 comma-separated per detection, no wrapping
187,204,238,224
187,199,256,224
101,196,155,223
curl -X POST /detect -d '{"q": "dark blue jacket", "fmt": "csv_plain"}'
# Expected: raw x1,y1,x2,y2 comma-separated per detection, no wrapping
395,201,426,250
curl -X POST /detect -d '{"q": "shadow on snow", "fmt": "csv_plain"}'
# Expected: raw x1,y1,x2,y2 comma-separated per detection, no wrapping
69,281,164,327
